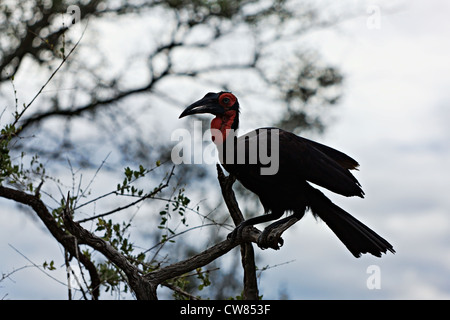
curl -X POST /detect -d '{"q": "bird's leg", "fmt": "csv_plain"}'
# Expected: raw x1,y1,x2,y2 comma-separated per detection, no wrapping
227,220,252,242
227,211,284,242
257,215,299,249
227,218,266,242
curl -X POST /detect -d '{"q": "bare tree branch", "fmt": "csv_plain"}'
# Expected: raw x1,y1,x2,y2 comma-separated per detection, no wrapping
216,164,259,300
61,187,260,299
0,185,101,299
1,167,299,300
61,194,158,300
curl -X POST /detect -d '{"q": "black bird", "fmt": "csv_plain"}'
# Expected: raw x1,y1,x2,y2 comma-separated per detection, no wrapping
179,92,395,258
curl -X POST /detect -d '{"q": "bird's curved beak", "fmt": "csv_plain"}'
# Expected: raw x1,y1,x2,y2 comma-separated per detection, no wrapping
179,94,224,119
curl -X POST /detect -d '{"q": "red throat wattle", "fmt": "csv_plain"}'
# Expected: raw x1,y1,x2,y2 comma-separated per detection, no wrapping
210,111,237,144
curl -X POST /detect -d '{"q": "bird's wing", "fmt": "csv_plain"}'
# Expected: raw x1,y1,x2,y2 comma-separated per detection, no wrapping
299,136,360,170
230,128,364,198
277,129,364,197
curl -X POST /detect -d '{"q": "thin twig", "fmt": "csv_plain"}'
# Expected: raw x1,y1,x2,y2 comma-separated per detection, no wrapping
14,21,88,131
76,166,175,223
143,223,221,254
74,160,171,211
77,152,111,204
0,265,34,283
8,244,67,287
162,282,201,300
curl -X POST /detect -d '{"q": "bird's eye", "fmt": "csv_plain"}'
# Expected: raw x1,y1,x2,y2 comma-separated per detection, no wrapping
219,93,236,107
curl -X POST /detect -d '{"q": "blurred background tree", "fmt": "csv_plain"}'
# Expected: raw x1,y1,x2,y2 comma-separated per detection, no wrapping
0,0,348,299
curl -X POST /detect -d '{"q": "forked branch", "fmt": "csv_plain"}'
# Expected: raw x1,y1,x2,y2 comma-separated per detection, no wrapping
1,167,297,300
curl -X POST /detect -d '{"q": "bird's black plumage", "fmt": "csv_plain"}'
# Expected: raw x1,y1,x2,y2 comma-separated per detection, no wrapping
180,92,395,258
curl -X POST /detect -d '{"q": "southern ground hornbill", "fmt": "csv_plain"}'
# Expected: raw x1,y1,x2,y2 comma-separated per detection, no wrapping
179,91,395,258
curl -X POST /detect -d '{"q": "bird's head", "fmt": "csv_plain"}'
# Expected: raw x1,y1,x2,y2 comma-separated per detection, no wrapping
179,91,239,119
179,91,240,144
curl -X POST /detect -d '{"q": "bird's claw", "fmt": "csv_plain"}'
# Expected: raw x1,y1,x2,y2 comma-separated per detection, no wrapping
257,227,284,250
228,223,285,250
227,224,245,242
228,223,284,249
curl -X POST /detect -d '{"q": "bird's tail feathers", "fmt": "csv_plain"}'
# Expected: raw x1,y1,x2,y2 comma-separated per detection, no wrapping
307,188,395,258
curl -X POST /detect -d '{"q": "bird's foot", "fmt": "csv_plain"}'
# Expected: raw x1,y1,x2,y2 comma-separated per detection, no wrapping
228,223,261,243
257,227,284,250
227,223,246,242
257,216,300,250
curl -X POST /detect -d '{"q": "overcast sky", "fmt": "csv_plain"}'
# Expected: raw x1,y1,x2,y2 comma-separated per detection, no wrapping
1,0,449,299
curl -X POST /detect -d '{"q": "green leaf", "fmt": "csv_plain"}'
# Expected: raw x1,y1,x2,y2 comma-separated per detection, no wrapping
43,260,56,271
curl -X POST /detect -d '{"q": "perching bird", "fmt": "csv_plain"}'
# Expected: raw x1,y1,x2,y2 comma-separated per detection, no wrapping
179,91,395,258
